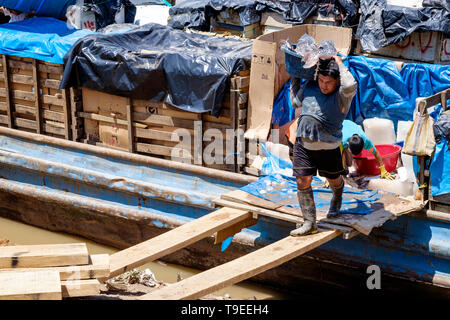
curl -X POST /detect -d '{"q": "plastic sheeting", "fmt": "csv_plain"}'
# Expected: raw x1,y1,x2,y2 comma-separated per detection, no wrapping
208,0,260,26
344,55,450,128
242,143,381,214
430,137,450,197
84,0,136,30
255,0,359,28
357,0,450,52
168,0,210,30
0,17,93,64
0,0,76,18
60,23,252,116
271,79,294,128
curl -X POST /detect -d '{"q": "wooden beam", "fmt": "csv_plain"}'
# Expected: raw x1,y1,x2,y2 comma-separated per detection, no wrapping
107,208,251,279
61,279,100,298
32,60,42,134
126,98,134,153
0,254,110,280
141,230,341,300
0,243,89,269
78,111,147,128
2,55,13,128
214,215,258,244
62,88,71,140
0,270,62,300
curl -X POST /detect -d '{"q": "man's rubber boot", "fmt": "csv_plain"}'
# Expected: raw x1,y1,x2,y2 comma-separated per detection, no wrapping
327,180,344,219
290,188,318,236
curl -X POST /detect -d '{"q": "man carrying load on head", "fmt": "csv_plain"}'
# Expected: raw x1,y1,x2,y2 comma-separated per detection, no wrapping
341,119,394,180
288,56,357,237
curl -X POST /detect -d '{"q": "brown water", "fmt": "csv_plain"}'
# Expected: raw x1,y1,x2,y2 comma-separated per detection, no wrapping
0,216,292,300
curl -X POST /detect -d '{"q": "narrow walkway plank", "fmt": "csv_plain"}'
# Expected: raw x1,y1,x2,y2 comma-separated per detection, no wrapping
0,270,62,300
0,243,89,269
141,230,341,300
108,207,252,279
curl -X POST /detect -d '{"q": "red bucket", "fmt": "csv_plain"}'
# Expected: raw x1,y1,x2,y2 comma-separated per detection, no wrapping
352,144,402,176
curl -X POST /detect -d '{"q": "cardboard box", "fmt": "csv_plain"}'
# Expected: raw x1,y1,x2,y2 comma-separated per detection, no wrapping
356,32,450,64
245,24,353,141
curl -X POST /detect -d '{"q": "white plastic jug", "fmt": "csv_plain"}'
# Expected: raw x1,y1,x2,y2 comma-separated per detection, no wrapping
363,118,396,145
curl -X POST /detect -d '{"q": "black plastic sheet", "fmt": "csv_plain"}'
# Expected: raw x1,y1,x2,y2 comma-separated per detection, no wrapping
254,0,358,27
60,23,252,116
168,0,260,30
85,0,136,30
168,0,209,30
208,0,260,26
357,0,450,52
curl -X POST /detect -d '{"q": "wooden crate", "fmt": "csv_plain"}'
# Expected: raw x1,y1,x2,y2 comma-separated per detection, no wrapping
210,18,261,39
0,55,81,140
78,72,250,173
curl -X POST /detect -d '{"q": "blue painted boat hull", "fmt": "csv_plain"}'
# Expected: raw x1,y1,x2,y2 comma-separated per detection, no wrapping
0,128,449,294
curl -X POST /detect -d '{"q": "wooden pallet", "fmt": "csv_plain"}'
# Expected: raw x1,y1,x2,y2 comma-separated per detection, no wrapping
79,71,249,173
0,55,81,140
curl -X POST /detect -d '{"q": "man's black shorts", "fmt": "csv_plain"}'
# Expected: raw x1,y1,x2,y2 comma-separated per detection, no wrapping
292,138,345,179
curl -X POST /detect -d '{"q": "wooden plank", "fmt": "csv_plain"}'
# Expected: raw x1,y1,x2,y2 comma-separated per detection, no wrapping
0,270,62,300
7,59,63,74
213,198,302,224
417,88,450,112
141,230,341,300
0,254,110,280
135,127,180,142
78,111,147,129
13,117,66,136
0,243,89,268
107,207,251,279
12,104,65,122
194,120,202,165
136,142,189,158
61,279,100,298
214,215,258,244
132,112,195,128
126,98,134,153
61,88,71,140
2,55,13,128
221,190,281,210
32,60,42,134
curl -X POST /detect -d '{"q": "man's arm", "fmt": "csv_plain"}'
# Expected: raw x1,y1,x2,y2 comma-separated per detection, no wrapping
335,56,357,114
374,150,394,180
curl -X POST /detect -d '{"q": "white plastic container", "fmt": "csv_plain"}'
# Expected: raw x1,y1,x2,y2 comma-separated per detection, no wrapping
363,117,396,145
367,179,415,197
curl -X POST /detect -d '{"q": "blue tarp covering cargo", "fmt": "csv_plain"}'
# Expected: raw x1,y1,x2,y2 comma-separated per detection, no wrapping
272,55,450,130
0,0,75,18
0,17,93,64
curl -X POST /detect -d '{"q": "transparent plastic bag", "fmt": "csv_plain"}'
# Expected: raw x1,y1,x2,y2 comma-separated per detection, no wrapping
295,35,338,69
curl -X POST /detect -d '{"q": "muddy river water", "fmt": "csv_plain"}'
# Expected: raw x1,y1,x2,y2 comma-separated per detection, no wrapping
0,216,296,300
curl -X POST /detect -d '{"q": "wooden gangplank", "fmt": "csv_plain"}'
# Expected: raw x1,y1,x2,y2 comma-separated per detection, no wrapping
141,229,341,300
107,207,252,279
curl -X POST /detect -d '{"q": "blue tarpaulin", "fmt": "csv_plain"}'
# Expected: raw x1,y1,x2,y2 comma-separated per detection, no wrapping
0,0,75,18
0,17,93,64
344,55,450,128
271,79,294,128
430,137,450,197
272,55,450,130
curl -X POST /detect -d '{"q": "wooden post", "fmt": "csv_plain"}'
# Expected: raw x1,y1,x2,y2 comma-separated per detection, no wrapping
32,60,43,134
230,77,238,173
2,55,13,128
126,97,134,153
194,119,202,165
62,88,72,140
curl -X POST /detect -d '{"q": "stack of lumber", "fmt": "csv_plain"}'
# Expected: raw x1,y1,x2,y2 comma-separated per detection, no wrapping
0,243,109,300
79,71,249,173
0,55,82,141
